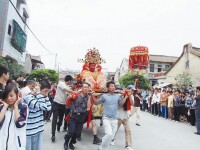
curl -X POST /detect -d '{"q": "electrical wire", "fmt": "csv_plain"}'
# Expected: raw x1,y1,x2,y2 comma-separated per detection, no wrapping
9,0,54,55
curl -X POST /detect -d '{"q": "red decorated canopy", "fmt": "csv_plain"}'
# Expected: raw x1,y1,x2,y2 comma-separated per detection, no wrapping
129,46,149,72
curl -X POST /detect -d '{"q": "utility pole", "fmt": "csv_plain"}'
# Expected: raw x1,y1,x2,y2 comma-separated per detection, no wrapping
58,63,60,73
54,53,57,71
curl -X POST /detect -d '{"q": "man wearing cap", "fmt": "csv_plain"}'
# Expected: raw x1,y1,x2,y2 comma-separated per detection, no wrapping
194,86,200,135
111,85,134,150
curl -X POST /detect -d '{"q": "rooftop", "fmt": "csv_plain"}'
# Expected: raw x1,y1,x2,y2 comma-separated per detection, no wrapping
190,47,200,57
149,55,178,63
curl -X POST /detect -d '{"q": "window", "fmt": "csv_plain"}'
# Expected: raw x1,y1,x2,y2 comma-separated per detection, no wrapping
158,68,162,72
158,64,162,68
165,65,170,69
150,64,154,72
11,20,27,53
157,63,162,72
163,65,170,71
8,24,12,35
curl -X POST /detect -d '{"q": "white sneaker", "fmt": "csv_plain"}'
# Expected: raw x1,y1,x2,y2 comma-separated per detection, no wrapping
125,147,134,150
110,140,115,146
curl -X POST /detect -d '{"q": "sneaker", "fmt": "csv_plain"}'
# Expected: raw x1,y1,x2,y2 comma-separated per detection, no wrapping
64,140,69,150
110,140,115,146
51,135,55,142
63,128,68,132
194,132,200,135
93,136,102,145
125,146,134,150
69,142,75,150
57,126,60,132
77,137,81,141
47,119,51,122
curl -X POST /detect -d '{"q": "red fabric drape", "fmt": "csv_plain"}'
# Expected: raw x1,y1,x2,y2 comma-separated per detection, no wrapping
87,96,94,128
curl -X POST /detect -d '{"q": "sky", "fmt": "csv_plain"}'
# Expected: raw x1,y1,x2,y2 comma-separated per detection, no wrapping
26,0,200,72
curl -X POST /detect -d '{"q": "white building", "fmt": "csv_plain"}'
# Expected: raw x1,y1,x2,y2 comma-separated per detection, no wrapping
59,70,80,80
24,54,45,74
0,0,29,65
114,68,120,83
165,43,200,86
119,58,129,78
148,55,178,86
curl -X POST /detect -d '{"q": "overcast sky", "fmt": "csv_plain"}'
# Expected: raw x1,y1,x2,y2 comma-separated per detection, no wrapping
26,0,200,72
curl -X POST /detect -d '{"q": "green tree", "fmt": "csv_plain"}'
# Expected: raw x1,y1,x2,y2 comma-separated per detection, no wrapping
29,69,59,83
175,72,192,88
119,72,150,90
0,56,25,78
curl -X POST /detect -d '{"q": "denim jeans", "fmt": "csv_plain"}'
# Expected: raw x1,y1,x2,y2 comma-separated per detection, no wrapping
143,100,147,111
26,132,43,150
195,107,200,133
161,106,167,119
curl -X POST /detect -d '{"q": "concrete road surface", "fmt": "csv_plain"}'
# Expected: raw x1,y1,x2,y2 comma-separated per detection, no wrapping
43,112,199,150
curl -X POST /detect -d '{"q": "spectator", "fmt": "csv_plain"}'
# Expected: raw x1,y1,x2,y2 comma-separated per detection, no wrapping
194,86,200,135
174,91,181,122
152,89,160,116
0,84,27,150
0,66,9,99
168,91,174,120
24,79,52,150
189,85,194,95
180,92,186,121
141,89,147,111
160,90,168,119
21,79,36,100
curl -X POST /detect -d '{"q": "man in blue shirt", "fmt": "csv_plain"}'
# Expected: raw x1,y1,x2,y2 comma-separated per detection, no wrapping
93,81,132,150
141,89,147,111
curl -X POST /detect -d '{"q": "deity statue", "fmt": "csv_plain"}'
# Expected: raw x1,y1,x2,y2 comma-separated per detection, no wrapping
79,48,106,92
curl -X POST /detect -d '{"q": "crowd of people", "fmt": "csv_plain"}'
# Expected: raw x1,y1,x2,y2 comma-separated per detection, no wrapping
139,85,200,135
0,65,54,150
0,65,200,150
0,65,136,150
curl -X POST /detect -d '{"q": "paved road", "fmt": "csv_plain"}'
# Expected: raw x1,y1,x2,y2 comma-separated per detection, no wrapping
43,112,199,150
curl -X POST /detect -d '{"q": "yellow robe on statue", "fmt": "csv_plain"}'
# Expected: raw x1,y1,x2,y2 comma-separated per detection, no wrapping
80,70,106,117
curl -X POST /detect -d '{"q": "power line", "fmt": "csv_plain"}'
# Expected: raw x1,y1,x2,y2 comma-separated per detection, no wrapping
9,0,54,55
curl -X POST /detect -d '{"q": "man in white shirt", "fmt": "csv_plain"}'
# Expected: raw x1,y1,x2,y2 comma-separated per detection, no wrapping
152,89,161,116
51,75,74,142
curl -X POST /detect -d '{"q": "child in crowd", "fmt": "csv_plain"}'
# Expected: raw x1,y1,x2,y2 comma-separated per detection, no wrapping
24,79,52,150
